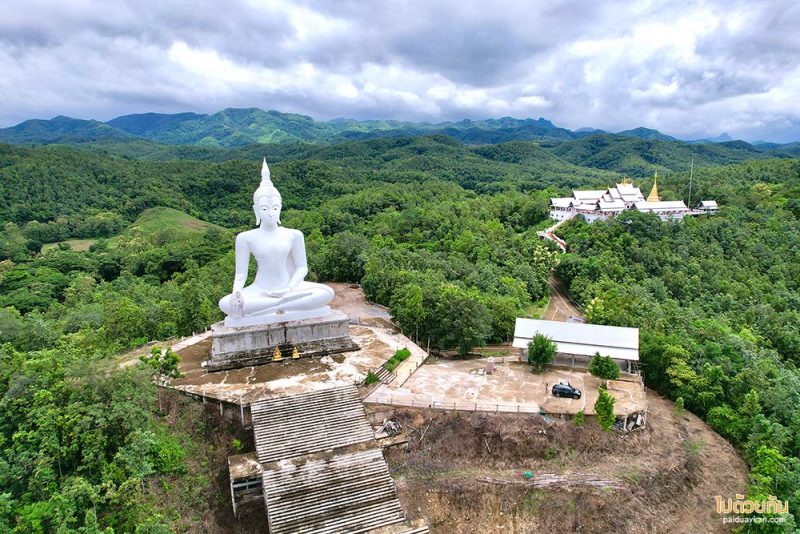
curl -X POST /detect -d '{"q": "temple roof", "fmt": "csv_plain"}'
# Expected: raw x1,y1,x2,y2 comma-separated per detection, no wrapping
550,197,574,208
598,199,627,211
573,190,606,200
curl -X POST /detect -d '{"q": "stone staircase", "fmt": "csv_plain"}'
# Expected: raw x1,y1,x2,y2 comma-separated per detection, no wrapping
251,386,375,463
262,447,405,534
374,366,396,385
249,385,424,533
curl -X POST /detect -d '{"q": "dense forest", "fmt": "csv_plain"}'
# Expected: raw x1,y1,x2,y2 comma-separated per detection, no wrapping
1,131,799,530
557,159,800,529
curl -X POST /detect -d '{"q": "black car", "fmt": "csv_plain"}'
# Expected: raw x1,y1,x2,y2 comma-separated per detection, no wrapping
552,383,581,399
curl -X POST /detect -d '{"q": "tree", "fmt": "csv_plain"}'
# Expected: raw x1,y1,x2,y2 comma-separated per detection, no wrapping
140,347,182,412
527,333,556,372
588,353,620,380
390,283,425,341
140,347,182,387
594,386,616,431
320,231,370,282
574,410,585,427
432,284,492,356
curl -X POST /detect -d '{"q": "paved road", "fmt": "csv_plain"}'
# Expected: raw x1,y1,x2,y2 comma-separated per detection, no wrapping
541,275,583,322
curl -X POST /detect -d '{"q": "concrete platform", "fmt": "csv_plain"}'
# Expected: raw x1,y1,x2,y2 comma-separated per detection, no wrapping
206,310,358,371
366,359,646,416
171,323,420,406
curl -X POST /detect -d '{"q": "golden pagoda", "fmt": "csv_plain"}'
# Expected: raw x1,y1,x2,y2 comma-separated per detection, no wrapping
647,172,660,202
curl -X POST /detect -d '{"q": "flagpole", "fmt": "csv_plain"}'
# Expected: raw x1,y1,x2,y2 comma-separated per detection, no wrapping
688,157,694,208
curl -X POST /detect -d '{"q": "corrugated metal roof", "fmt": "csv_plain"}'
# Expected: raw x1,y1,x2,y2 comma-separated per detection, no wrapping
512,319,639,361
250,385,375,464
700,200,718,208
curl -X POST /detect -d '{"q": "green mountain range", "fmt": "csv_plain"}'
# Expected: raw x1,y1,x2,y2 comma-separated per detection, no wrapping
0,115,133,144
5,107,786,149
2,107,799,178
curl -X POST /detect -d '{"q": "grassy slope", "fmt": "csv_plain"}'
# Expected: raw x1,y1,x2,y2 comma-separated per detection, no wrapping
43,207,222,251
124,207,222,240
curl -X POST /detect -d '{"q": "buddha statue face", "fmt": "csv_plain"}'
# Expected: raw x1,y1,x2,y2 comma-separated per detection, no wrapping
254,194,281,226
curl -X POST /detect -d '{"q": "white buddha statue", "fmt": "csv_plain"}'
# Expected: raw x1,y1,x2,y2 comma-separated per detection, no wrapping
218,159,334,327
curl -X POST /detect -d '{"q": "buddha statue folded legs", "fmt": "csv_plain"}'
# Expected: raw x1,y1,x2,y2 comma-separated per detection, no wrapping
219,280,334,327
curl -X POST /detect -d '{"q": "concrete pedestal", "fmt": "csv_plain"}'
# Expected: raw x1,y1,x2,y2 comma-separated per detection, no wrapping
205,310,358,372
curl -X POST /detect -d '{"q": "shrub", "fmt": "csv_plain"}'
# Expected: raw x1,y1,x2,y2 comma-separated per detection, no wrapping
383,347,412,372
364,371,379,385
588,353,620,380
674,397,685,416
683,438,705,474
574,410,585,427
154,434,187,475
594,386,616,431
527,333,556,372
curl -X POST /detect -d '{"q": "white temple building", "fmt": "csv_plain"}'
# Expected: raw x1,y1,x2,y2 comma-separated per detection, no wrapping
549,175,718,223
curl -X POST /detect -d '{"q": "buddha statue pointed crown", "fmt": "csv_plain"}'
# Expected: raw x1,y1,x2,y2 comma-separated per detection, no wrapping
253,158,281,204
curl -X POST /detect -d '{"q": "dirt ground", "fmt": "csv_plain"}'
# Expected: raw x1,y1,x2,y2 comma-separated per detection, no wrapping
383,389,747,533
328,282,392,321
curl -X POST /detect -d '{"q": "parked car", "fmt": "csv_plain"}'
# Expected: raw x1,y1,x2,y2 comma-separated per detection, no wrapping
552,382,581,399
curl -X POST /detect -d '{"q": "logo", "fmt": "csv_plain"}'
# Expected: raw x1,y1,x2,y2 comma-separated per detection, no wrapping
715,495,789,525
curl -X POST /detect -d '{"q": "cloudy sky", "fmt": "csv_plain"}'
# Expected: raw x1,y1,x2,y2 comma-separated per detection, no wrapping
1,0,799,142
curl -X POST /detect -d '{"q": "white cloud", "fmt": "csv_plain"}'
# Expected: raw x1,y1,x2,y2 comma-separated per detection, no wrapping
0,0,798,141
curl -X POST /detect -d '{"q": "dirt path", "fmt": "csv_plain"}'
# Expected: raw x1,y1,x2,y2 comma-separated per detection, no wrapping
542,275,583,322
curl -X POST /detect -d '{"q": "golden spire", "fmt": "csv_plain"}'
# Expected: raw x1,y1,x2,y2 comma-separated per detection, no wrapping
647,171,660,202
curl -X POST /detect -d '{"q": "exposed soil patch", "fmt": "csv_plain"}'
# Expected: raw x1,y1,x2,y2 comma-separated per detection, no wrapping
382,389,747,533
328,282,391,321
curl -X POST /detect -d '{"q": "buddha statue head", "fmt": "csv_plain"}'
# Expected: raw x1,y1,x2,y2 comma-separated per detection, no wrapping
253,158,282,226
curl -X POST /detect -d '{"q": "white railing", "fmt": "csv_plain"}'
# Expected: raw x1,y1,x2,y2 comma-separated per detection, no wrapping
364,394,541,414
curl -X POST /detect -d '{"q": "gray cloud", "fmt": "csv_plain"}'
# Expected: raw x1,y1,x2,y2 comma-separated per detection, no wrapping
0,0,798,142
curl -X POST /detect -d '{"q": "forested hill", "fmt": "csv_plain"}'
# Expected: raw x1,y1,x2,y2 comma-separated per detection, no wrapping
1,133,799,530
0,109,583,146
0,137,620,231
555,158,800,529
4,108,799,158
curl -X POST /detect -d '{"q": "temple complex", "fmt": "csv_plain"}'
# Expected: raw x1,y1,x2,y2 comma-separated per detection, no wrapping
549,175,718,222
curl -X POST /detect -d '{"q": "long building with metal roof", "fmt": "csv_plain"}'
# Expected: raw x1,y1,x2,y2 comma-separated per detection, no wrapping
513,319,640,372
